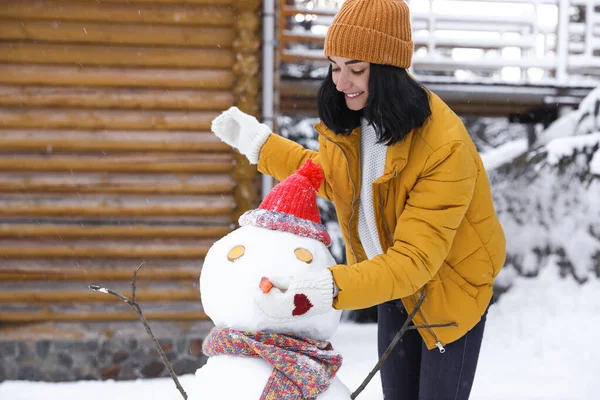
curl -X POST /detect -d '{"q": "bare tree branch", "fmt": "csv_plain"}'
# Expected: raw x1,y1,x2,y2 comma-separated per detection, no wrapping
350,293,426,399
89,262,188,400
350,293,457,399
131,261,145,305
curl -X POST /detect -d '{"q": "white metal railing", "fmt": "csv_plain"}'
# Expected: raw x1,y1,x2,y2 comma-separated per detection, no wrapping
280,0,600,86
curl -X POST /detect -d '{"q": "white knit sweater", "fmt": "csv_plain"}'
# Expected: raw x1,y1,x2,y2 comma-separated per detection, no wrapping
358,119,387,260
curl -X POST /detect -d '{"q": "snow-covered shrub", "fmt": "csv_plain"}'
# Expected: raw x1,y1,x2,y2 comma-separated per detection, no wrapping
463,117,527,152
489,86,600,289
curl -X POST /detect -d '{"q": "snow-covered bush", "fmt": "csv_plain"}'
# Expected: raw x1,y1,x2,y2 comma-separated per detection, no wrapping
489,86,600,290
463,117,527,152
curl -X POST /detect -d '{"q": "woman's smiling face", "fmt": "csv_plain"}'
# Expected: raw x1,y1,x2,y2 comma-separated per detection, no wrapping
328,56,370,111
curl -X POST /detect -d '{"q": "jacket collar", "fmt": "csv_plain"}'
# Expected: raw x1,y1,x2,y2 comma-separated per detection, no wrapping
314,121,413,176
314,121,359,147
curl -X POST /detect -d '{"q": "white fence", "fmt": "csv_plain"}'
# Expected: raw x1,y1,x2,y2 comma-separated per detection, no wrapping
280,0,600,86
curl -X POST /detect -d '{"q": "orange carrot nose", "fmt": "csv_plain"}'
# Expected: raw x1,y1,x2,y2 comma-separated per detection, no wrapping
259,277,274,293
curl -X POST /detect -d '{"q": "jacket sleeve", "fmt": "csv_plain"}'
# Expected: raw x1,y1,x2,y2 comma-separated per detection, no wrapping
257,133,334,201
330,140,478,310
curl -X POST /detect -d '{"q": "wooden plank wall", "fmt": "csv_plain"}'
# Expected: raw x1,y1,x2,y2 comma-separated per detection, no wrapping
0,0,264,334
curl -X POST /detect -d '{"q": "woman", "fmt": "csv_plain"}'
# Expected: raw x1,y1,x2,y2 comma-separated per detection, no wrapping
210,0,506,398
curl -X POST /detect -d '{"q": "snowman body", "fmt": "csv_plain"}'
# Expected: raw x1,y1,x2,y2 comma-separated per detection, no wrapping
190,225,351,400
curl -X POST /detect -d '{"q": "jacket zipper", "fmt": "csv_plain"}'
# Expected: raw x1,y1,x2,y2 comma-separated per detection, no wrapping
377,172,396,248
322,137,358,263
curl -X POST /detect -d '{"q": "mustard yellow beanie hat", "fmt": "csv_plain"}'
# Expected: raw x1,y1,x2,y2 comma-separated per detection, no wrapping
324,0,413,68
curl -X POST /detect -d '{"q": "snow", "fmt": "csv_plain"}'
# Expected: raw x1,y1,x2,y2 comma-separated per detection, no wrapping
535,112,579,147
470,262,600,400
480,138,528,170
538,85,600,147
591,149,600,175
1,260,597,399
545,133,600,165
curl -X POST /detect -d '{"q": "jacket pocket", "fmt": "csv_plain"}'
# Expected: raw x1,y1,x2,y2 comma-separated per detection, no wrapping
440,262,479,299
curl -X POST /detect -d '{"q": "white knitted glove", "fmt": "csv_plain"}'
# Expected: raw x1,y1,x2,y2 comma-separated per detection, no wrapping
255,269,335,320
211,106,272,164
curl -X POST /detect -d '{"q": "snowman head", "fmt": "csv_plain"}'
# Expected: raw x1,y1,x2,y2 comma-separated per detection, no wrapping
200,160,342,340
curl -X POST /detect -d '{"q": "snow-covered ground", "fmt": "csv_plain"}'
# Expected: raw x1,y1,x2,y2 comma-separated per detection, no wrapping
1,260,597,400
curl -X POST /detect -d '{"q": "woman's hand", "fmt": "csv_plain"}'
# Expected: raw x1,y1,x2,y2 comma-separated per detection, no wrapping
254,269,336,320
211,106,272,164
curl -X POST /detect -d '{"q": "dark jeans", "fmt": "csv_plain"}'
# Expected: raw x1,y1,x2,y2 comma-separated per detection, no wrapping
377,300,487,400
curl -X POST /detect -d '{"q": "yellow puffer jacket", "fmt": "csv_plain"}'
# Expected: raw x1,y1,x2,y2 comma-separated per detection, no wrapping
258,92,506,350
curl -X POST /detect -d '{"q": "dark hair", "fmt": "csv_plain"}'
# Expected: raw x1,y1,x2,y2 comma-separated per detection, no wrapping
317,64,431,145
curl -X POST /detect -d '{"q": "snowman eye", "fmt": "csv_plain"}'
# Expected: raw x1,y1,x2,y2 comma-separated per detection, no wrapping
294,248,313,264
227,245,245,262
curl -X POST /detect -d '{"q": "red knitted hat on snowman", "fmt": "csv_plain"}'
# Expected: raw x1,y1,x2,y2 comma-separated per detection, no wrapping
239,159,331,247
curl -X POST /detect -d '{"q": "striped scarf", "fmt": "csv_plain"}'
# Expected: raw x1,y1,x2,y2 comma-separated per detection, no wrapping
202,327,343,399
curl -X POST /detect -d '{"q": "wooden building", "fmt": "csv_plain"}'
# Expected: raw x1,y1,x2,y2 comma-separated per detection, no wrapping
0,0,265,381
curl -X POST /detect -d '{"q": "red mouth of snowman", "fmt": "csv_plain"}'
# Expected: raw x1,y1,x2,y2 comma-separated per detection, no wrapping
292,294,313,316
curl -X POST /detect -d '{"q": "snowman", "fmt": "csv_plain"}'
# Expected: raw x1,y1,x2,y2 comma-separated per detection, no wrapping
192,159,351,399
